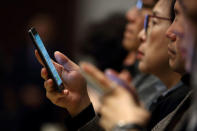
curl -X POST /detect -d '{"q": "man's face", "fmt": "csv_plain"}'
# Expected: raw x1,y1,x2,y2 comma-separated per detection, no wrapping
181,0,197,73
166,1,186,74
122,7,151,51
138,0,172,74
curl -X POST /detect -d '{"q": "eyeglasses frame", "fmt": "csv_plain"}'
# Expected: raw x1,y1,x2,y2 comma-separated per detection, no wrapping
144,14,171,33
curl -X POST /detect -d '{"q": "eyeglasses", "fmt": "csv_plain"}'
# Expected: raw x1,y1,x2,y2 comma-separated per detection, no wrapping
136,0,155,10
136,0,143,9
144,14,171,34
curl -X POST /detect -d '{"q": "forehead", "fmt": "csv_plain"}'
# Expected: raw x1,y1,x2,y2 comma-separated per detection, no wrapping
153,0,170,16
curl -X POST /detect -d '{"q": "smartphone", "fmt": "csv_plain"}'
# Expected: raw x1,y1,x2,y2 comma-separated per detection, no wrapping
28,27,64,92
80,65,135,97
80,68,112,96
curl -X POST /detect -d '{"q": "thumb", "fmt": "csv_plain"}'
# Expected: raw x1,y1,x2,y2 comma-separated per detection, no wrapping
54,51,78,71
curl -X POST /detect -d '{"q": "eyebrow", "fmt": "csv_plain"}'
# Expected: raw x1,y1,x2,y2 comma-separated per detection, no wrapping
153,11,158,16
153,11,158,15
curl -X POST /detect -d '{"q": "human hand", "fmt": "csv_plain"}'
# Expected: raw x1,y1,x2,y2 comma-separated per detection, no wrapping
35,50,91,117
79,62,150,131
99,87,150,131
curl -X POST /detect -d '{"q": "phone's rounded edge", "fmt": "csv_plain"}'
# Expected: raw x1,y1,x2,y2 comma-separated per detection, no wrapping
57,84,65,92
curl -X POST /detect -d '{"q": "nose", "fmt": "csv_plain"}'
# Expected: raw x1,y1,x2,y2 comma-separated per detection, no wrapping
126,8,137,23
138,29,146,54
138,29,146,44
166,23,176,41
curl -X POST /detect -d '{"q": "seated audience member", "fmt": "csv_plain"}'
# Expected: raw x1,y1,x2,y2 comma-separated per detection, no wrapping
109,0,167,109
78,13,128,111
165,0,197,130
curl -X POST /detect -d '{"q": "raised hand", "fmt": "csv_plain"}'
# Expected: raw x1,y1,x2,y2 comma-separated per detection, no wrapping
79,62,150,131
35,50,91,117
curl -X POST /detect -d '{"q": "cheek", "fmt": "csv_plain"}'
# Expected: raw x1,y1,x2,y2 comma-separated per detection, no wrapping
183,28,195,61
139,44,165,73
141,33,169,72
133,20,144,36
139,24,171,72
186,42,194,72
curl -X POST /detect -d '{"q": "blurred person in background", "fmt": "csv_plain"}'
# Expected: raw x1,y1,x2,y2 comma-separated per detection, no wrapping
78,13,128,73
77,0,163,112
121,0,157,77
78,13,128,111
81,0,166,110
109,0,167,109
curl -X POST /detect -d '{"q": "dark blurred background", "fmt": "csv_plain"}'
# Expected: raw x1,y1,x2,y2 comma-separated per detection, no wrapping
0,0,134,130
0,1,76,131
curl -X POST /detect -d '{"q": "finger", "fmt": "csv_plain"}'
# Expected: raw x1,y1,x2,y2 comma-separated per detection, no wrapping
35,50,44,66
44,79,68,100
52,60,67,74
119,70,132,83
44,79,56,92
115,87,140,105
41,68,48,80
46,91,66,102
54,51,78,71
80,62,111,88
100,94,117,108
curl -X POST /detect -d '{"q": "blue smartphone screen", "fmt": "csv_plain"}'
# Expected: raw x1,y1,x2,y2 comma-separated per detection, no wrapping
34,34,62,86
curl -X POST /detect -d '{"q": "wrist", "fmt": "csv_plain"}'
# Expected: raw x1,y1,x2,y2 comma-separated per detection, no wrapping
69,93,91,117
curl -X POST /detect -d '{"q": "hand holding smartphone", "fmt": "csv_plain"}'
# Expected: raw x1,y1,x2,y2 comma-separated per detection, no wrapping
80,62,136,97
28,27,64,92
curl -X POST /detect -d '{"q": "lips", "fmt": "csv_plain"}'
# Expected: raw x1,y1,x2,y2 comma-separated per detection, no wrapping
137,51,144,60
168,46,176,59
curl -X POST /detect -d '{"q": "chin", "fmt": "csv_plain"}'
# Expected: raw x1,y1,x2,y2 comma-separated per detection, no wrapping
169,60,174,69
139,63,149,73
169,59,185,74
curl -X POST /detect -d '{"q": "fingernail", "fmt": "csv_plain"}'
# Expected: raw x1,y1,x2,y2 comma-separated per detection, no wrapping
63,89,69,95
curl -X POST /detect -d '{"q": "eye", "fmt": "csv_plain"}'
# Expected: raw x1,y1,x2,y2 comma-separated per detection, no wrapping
152,19,157,25
151,19,157,26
